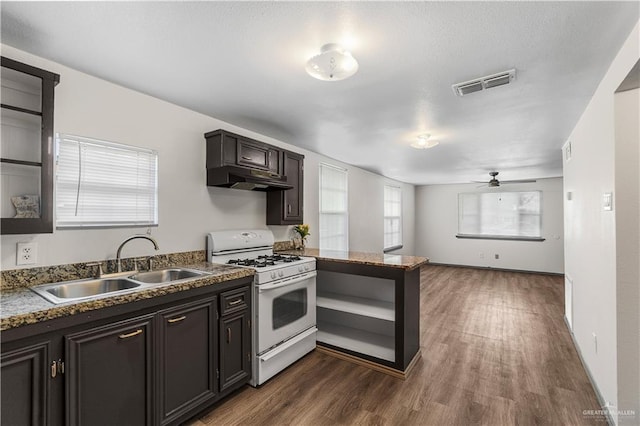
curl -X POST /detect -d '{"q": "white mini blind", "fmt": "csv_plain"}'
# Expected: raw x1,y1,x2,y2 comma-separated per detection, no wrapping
55,134,158,228
384,185,402,250
458,191,541,238
319,163,348,251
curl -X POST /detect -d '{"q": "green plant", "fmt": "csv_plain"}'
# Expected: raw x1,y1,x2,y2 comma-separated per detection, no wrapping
293,224,310,240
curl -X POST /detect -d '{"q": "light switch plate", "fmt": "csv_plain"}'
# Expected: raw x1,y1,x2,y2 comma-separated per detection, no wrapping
564,141,572,162
603,192,613,211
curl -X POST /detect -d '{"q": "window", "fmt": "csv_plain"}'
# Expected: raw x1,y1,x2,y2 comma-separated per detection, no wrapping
55,134,158,228
384,185,402,251
457,191,542,240
319,163,348,251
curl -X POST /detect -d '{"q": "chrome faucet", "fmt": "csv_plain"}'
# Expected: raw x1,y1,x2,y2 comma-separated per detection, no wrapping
116,234,159,272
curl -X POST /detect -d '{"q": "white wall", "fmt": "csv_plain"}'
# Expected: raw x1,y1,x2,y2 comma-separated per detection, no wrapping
614,87,639,424
0,45,415,270
414,178,564,273
563,20,639,425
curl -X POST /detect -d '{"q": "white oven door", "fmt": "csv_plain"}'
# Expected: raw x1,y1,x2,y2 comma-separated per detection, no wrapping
256,271,316,354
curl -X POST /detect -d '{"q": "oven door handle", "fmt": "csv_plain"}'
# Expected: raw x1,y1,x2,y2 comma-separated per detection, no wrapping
258,271,317,293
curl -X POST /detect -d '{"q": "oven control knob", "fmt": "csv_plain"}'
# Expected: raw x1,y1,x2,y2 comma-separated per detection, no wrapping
298,266,303,272
270,272,276,279
278,270,284,277
304,265,310,271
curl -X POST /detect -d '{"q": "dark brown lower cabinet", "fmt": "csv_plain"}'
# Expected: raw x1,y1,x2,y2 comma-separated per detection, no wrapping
1,342,49,426
1,278,252,426
219,310,251,392
66,315,154,426
158,298,217,425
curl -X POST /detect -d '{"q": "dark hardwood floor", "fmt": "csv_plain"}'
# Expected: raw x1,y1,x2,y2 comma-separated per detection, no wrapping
188,265,605,425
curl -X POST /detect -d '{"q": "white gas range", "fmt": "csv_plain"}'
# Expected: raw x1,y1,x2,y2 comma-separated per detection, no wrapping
207,230,317,386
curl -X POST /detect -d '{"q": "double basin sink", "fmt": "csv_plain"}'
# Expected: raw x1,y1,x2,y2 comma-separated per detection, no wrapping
31,268,210,305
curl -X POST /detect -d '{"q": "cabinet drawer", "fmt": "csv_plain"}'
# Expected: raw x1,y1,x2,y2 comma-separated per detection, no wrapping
220,287,250,315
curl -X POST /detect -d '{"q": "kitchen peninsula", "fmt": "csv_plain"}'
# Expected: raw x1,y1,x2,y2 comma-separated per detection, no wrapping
277,247,428,378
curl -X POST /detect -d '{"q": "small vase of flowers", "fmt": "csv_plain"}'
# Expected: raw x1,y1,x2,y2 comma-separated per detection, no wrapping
292,224,310,250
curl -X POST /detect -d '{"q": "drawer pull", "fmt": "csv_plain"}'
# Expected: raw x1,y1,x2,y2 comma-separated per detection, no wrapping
241,156,252,161
228,299,243,306
167,315,186,324
119,329,143,339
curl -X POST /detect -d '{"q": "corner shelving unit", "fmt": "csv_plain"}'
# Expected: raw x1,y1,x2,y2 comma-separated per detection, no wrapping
315,261,421,377
1,56,59,234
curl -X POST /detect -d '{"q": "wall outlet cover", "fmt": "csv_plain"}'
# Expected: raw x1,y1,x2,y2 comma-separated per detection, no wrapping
16,242,38,265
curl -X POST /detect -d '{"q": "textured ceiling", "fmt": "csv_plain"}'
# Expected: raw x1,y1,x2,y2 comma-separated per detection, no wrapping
2,2,638,184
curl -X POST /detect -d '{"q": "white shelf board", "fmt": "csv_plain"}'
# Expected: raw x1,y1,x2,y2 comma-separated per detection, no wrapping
317,292,395,321
317,321,395,362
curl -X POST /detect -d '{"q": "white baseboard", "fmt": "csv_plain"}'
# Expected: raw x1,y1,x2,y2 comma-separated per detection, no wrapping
563,316,615,426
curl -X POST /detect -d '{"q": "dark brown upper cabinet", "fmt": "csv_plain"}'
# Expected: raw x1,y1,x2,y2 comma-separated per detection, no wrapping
267,150,304,225
1,57,60,235
205,129,280,174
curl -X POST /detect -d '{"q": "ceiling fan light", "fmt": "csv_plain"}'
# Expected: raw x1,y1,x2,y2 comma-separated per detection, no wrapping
306,43,359,81
410,134,439,149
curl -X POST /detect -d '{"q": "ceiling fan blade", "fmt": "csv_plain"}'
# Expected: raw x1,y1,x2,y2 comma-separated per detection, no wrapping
500,179,537,184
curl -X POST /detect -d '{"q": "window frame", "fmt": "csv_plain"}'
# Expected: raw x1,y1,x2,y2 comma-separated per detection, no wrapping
318,162,349,251
383,185,403,252
55,133,158,229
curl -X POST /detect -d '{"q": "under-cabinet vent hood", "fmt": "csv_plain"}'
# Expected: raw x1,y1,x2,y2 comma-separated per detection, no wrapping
207,166,293,191
452,69,516,96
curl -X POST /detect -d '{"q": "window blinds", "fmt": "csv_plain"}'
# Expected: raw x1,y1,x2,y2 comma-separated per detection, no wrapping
384,185,402,250
55,134,158,228
458,191,541,237
319,163,348,251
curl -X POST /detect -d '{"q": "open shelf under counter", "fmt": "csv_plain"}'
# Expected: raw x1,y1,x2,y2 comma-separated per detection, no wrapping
316,321,395,362
316,291,395,321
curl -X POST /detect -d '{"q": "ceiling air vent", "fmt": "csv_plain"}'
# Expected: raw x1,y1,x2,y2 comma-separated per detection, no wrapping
452,69,516,97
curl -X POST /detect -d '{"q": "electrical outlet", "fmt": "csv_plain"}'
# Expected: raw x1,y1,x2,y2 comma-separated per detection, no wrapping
479,252,485,259
494,254,499,260
16,242,38,265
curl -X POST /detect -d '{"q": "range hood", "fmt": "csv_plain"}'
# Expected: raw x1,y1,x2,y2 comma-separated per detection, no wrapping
207,166,293,191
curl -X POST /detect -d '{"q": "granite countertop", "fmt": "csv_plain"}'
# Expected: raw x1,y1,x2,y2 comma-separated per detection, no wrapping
277,248,429,271
0,262,254,331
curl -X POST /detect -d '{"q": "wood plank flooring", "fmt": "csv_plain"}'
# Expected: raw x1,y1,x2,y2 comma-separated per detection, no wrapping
188,265,606,425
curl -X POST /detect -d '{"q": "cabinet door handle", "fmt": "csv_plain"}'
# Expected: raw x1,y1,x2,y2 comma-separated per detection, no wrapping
227,327,232,343
119,329,143,339
228,299,242,306
241,156,252,161
167,315,186,324
51,361,57,378
287,204,291,214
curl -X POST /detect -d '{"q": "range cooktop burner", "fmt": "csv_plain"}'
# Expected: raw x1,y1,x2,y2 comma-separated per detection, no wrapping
227,254,303,268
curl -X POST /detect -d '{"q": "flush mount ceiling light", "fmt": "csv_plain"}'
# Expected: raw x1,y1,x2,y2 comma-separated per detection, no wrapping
305,43,359,81
410,134,439,149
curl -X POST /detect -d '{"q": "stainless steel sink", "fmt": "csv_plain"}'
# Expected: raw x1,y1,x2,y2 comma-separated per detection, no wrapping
31,268,211,304
32,278,141,304
128,268,208,284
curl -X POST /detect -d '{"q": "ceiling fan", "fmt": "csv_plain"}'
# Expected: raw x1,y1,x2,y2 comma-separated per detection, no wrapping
474,171,536,187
